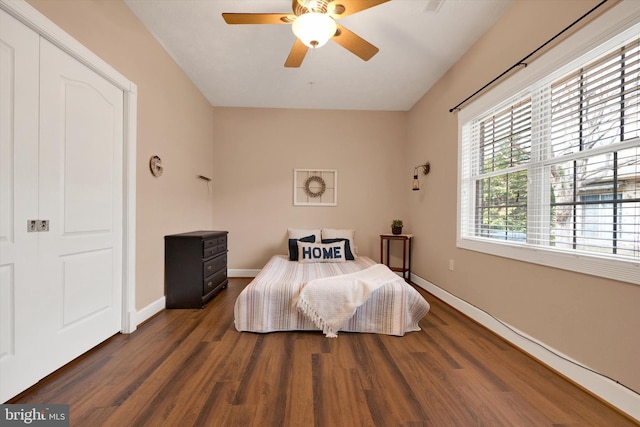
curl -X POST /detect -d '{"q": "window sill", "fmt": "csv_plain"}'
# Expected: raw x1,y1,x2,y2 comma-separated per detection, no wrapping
457,237,640,286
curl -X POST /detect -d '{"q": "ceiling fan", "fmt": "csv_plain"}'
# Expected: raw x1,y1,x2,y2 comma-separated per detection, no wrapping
222,0,390,68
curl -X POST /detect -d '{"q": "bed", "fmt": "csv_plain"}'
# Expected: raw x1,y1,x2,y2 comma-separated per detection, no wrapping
234,254,430,337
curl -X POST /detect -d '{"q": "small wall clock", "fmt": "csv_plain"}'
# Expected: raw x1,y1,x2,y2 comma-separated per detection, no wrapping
149,155,163,177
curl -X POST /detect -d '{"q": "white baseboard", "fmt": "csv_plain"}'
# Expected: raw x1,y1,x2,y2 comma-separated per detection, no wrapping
229,268,260,278
130,271,257,329
132,272,255,329
411,273,640,423
134,296,166,328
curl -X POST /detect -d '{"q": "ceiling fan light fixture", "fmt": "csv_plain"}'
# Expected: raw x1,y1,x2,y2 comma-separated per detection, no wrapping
296,0,329,13
292,12,337,49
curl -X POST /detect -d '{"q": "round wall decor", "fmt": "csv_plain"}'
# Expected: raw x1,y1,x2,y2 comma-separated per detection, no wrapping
149,155,163,177
303,175,326,198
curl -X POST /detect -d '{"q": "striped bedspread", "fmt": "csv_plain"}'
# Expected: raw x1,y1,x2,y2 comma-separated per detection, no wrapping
234,255,430,336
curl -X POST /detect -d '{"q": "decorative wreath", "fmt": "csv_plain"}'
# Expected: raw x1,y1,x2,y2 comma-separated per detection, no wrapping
303,175,326,198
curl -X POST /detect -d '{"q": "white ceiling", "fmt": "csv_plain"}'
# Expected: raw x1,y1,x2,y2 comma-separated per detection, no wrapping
124,0,513,111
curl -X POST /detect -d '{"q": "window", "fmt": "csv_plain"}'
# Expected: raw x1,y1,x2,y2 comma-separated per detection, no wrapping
475,98,531,243
459,17,640,284
579,193,623,252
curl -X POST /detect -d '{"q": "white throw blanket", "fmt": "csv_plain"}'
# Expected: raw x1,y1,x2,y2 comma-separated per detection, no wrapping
294,264,402,338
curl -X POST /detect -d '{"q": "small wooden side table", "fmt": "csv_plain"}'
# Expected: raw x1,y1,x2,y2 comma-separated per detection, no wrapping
380,234,413,283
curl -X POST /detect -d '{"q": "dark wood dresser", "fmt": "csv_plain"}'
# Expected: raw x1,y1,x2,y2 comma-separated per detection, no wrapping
164,230,228,309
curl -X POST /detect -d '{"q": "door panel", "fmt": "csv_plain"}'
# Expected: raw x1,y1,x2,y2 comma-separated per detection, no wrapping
38,38,123,373
0,9,42,401
62,82,116,234
61,249,113,328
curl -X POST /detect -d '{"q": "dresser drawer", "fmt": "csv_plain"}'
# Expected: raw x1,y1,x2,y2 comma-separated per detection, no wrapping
203,252,226,277
203,246,216,258
203,235,227,258
203,268,227,294
216,235,227,252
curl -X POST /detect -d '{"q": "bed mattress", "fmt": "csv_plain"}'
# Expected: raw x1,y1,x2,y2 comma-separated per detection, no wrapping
234,255,430,336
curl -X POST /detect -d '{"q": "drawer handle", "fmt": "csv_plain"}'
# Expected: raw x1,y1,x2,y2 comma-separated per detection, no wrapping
207,265,212,272
207,281,213,288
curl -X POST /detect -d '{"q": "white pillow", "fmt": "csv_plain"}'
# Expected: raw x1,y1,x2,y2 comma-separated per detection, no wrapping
321,228,356,258
297,241,346,263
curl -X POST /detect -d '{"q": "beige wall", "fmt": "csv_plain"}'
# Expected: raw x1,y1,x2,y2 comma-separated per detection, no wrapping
27,0,215,309
211,107,409,269
407,0,640,394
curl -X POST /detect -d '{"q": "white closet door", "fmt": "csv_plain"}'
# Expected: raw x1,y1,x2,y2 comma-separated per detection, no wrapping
0,8,42,402
37,38,124,373
0,9,124,402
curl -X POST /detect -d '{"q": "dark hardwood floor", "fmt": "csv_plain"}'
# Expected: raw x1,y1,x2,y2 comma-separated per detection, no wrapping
10,278,638,426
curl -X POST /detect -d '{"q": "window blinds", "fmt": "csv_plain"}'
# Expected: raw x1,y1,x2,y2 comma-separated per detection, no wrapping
461,35,640,260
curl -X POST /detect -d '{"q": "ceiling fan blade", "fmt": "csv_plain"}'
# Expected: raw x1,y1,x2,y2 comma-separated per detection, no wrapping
328,0,390,18
285,38,309,68
332,24,379,61
222,13,295,25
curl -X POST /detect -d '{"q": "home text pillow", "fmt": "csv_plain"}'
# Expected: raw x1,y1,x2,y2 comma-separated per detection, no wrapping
321,238,355,260
288,228,321,261
297,241,346,263
288,235,315,261
321,228,356,259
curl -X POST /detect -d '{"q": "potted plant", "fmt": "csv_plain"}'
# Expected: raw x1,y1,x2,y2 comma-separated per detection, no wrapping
391,219,403,235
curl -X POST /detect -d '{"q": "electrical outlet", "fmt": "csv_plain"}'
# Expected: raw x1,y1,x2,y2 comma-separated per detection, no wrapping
449,259,454,271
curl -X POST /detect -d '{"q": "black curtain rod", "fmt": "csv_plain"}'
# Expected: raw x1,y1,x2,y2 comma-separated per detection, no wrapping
449,0,614,113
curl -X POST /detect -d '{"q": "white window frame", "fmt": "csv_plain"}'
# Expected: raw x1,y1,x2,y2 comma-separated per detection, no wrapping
457,1,640,285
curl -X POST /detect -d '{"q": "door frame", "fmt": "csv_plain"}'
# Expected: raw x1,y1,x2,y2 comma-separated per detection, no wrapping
0,0,138,333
